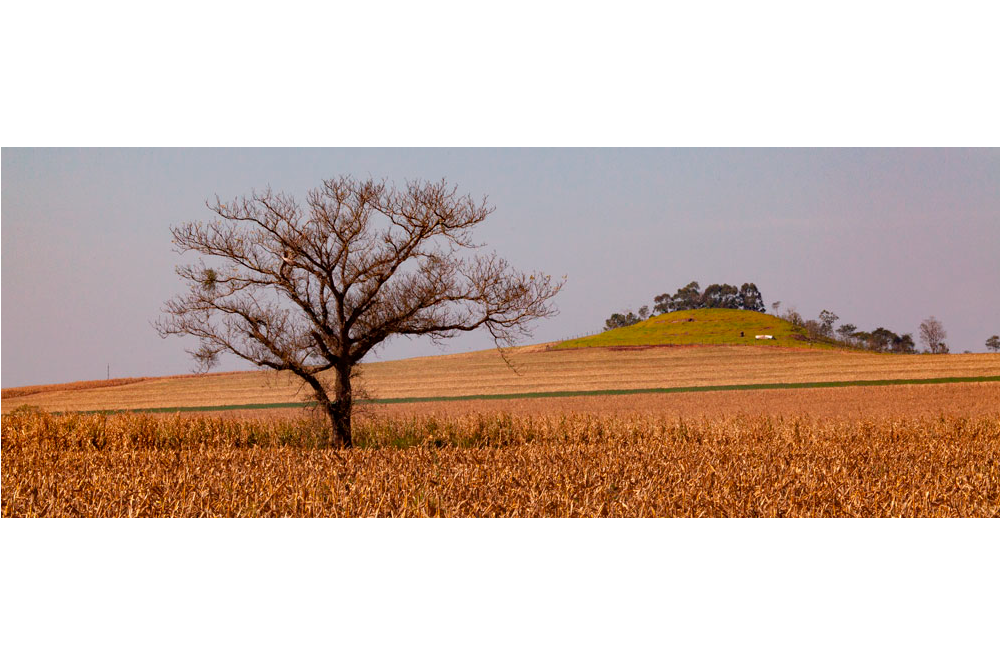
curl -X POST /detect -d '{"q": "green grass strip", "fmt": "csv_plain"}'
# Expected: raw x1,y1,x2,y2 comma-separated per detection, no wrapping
66,375,1000,414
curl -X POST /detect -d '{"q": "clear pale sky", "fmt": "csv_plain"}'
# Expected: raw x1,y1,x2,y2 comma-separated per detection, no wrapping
2,148,998,388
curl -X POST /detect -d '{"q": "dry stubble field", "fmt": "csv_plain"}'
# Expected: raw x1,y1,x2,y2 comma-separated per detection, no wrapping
3,380,998,517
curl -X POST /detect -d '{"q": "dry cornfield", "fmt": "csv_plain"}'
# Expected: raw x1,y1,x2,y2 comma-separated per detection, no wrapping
3,407,998,517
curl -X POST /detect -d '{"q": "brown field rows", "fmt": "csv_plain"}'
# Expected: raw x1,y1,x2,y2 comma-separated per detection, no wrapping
362,382,1000,420
214,382,1000,421
4,346,1000,413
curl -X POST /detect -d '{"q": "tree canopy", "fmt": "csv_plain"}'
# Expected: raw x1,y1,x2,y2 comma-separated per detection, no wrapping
605,280,765,330
651,281,765,315
156,176,563,447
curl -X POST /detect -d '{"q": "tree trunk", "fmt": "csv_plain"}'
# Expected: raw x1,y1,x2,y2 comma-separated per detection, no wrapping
324,365,353,449
302,366,354,448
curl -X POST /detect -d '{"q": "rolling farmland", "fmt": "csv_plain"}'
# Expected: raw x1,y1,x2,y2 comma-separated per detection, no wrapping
4,311,999,518
3,344,1000,414
7,99,998,667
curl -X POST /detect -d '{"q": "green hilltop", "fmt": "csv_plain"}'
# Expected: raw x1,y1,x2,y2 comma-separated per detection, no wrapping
553,308,846,351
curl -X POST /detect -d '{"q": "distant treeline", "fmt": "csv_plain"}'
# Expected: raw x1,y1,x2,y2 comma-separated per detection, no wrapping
791,311,1000,354
605,281,765,330
772,304,948,354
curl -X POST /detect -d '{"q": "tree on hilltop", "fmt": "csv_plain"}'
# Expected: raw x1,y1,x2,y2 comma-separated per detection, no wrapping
702,283,740,309
605,311,641,330
652,292,674,315
987,335,1000,352
622,280,764,323
156,176,563,448
738,283,765,312
918,316,948,354
672,281,703,311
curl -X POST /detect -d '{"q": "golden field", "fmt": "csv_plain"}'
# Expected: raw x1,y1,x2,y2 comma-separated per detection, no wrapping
4,345,998,518
3,346,1000,413
3,407,997,517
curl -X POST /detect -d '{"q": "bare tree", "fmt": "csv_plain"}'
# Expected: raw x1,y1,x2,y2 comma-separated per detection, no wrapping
155,176,564,447
918,316,948,354
782,305,804,327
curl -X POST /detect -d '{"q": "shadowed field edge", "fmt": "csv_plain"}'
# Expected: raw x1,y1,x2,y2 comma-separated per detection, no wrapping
46,375,1000,415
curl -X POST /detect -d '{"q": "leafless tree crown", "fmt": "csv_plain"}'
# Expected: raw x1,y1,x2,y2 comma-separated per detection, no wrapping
918,316,948,354
156,176,564,378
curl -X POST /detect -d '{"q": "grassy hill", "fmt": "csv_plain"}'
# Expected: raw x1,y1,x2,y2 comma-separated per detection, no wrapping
553,308,844,350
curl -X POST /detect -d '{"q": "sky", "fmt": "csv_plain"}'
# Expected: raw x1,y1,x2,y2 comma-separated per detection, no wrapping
2,147,999,388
